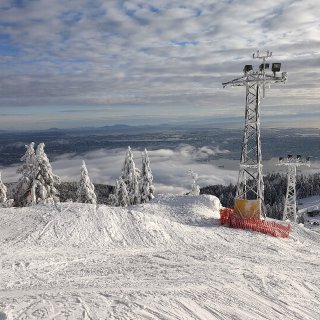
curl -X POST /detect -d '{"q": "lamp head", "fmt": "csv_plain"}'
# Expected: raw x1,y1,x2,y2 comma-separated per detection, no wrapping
243,65,253,73
272,63,281,73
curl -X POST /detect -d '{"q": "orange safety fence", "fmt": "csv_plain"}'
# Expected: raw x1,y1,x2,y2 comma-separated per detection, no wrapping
220,207,234,225
219,208,291,238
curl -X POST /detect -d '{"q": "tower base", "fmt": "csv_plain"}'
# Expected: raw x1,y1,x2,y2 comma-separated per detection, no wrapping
234,198,261,219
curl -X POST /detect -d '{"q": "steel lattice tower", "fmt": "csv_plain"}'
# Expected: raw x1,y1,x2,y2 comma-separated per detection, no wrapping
277,156,310,222
237,75,263,202
223,51,287,217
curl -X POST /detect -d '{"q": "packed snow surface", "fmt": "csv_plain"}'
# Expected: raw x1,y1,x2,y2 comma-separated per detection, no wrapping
0,195,320,319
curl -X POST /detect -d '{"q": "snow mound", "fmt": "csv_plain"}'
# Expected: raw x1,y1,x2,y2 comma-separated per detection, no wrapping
0,194,221,249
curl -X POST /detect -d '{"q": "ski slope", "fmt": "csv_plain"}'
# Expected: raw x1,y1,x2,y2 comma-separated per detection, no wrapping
0,195,319,319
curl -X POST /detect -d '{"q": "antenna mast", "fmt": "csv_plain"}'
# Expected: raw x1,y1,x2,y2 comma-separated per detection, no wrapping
222,51,287,218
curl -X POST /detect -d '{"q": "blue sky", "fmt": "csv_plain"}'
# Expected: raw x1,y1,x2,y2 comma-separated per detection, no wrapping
0,0,319,130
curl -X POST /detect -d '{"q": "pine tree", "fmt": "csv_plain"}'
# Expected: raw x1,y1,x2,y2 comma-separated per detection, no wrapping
121,146,140,205
188,170,200,196
129,170,140,205
0,172,7,204
121,146,134,186
14,142,38,206
117,178,129,207
76,161,97,204
139,149,155,203
0,172,13,207
109,179,120,206
30,142,60,205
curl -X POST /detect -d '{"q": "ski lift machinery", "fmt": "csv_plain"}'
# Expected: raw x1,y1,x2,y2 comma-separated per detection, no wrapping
222,51,287,218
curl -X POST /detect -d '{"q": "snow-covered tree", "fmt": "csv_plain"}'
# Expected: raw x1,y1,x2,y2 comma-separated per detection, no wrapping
14,142,38,206
121,147,133,183
30,142,60,205
121,146,140,205
109,179,120,206
112,147,153,207
129,170,140,205
139,149,155,203
0,172,8,204
76,161,97,204
188,170,200,196
110,178,130,207
0,172,13,207
117,178,129,207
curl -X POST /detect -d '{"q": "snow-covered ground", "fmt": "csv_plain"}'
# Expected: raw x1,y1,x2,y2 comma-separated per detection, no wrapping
0,195,320,319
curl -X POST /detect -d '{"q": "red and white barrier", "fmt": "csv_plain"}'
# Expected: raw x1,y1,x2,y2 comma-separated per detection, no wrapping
219,208,290,238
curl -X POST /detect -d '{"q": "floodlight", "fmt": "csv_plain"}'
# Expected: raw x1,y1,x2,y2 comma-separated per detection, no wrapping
287,154,292,159
259,63,269,71
243,65,253,73
272,63,281,73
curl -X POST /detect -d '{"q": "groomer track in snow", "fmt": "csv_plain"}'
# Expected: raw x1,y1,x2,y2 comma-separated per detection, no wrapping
0,195,319,319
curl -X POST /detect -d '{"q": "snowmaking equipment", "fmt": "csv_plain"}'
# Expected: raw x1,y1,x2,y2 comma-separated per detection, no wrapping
277,155,310,222
222,50,287,218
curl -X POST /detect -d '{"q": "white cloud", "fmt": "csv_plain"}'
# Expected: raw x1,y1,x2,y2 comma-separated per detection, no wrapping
0,0,319,130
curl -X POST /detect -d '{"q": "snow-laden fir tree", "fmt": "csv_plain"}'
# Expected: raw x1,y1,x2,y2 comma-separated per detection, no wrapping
129,170,140,205
0,172,13,207
121,146,134,185
109,179,120,206
0,172,8,204
121,146,140,205
14,142,38,206
76,161,97,204
117,177,129,207
139,149,155,203
188,169,200,196
30,142,61,205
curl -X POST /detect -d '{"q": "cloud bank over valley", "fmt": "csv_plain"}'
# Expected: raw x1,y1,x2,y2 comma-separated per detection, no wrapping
1,145,237,195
